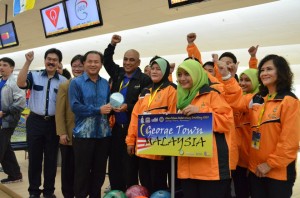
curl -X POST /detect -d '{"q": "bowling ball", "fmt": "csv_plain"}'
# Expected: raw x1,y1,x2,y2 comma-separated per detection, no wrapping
104,190,128,198
125,185,149,198
150,190,171,198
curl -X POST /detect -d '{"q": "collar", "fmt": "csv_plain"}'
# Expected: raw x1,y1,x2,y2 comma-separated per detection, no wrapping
83,72,101,82
41,70,60,79
123,67,141,80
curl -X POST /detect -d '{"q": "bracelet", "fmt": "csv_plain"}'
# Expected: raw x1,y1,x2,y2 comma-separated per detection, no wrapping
222,73,232,81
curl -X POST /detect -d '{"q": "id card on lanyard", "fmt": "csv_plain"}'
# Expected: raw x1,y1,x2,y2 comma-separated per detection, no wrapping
251,93,276,150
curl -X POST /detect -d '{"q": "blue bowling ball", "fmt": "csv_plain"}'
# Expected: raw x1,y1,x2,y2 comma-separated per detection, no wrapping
150,190,171,198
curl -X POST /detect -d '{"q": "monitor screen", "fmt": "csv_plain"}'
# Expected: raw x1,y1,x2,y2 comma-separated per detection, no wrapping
40,2,70,38
65,0,103,31
0,21,19,48
168,0,204,8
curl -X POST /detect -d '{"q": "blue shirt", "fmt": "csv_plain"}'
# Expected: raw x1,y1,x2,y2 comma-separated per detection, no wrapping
0,79,7,125
69,72,111,138
25,70,66,116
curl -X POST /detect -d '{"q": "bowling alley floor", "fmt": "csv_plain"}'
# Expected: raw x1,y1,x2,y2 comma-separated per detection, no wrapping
1,150,300,198
0,150,110,198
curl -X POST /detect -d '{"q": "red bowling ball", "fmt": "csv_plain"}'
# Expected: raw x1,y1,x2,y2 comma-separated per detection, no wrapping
125,185,149,198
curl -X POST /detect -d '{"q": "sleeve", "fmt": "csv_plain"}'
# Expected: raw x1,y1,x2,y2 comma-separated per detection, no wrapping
201,92,234,134
221,78,253,113
126,98,142,146
214,62,223,80
55,83,68,136
69,80,101,117
186,43,202,65
6,83,26,115
19,72,33,90
103,44,121,77
249,57,258,69
266,98,300,168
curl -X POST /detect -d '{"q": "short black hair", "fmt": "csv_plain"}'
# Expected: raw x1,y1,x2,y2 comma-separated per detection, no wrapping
184,57,201,63
219,52,237,64
44,48,63,62
62,68,72,80
0,57,15,67
203,61,214,68
82,51,103,63
70,54,83,66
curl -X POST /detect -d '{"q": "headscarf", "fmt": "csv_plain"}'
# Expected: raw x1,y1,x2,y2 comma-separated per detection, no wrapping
177,59,209,110
150,57,170,90
239,68,259,94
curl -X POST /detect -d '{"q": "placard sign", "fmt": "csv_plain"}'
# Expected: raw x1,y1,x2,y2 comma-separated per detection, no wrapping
137,113,213,157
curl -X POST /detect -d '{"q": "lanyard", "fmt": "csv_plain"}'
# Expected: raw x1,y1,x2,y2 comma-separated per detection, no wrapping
257,93,276,129
119,79,130,92
147,84,163,108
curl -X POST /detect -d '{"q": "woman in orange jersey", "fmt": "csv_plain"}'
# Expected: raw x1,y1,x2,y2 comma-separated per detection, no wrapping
126,57,177,194
176,59,234,198
218,54,300,198
232,68,259,198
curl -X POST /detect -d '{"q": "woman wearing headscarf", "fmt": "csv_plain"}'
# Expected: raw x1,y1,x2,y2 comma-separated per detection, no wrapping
232,68,259,198
126,57,177,194
176,59,234,198
218,54,300,198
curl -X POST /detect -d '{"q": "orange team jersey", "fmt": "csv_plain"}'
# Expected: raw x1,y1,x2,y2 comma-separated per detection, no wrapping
233,110,252,168
249,56,258,69
126,83,177,160
177,84,234,180
186,43,203,65
222,78,300,181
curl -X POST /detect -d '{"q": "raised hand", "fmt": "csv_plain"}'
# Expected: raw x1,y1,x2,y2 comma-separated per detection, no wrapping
187,33,196,44
248,45,259,57
217,60,229,77
228,61,239,77
25,51,34,63
111,34,121,46
212,53,219,63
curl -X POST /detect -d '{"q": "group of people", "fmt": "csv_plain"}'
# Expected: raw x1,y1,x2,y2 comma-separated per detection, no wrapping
0,32,299,198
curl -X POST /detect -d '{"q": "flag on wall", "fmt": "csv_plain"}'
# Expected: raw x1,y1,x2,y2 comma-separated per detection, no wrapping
13,0,36,16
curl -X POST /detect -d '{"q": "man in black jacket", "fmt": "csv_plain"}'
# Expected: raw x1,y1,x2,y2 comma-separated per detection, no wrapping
104,34,152,191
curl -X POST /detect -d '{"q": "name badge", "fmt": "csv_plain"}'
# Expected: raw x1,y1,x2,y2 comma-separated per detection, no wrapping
251,131,261,150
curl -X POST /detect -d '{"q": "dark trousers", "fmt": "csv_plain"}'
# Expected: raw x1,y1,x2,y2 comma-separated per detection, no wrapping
108,124,139,191
73,137,111,198
60,144,74,198
0,127,21,178
181,178,231,198
249,171,295,198
232,166,250,198
26,115,59,196
139,157,168,194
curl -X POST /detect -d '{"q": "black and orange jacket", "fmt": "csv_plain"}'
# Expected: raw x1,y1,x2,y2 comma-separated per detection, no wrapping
177,84,234,180
233,111,252,168
186,44,239,170
126,83,177,160
222,78,300,181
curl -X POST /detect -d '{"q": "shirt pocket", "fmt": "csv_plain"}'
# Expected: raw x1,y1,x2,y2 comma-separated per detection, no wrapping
33,85,43,91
